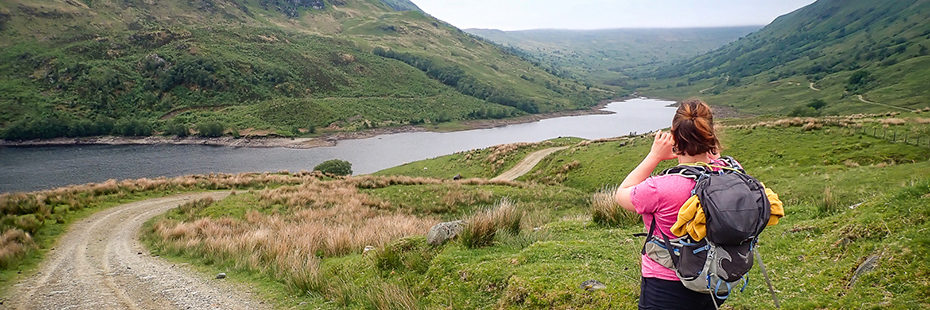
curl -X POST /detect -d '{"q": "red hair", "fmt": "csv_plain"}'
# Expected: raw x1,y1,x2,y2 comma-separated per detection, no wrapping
671,99,719,156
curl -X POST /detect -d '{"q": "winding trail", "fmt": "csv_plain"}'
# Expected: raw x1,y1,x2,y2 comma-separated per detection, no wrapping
856,94,912,112
491,147,568,181
3,192,269,310
809,82,821,91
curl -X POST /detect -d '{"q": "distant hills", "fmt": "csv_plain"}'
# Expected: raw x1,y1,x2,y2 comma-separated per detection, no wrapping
0,0,607,139
466,27,759,88
643,0,930,115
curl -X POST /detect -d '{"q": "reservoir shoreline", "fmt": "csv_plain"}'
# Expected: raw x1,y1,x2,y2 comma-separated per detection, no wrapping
0,96,630,149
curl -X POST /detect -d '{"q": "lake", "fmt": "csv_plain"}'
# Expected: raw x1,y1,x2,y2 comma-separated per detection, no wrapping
0,98,676,193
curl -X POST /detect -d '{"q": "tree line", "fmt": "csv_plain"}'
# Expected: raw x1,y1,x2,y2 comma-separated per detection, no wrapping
373,47,540,113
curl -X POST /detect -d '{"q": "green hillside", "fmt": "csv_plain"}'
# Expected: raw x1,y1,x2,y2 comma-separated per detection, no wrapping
466,27,759,88
641,0,930,115
0,0,609,139
3,111,929,308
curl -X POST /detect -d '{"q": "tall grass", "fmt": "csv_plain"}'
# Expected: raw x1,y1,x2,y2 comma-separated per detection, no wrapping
591,185,640,227
149,177,437,295
460,199,524,248
0,171,327,273
0,229,35,267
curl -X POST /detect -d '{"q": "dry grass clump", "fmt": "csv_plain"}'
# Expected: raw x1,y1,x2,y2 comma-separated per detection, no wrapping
151,178,437,292
0,229,35,267
441,186,494,207
879,118,907,125
591,186,640,227
460,199,523,248
347,175,523,189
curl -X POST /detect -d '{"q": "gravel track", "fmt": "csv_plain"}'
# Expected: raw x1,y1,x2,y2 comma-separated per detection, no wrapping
491,146,569,181
2,192,270,310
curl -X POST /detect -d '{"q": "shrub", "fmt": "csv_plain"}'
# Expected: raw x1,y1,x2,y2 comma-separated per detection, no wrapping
807,99,827,110
314,159,353,176
460,198,523,248
196,121,225,137
788,106,820,117
164,121,190,137
113,119,154,136
591,185,640,227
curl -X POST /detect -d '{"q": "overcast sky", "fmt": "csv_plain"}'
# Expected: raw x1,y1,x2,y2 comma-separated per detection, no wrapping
409,0,817,31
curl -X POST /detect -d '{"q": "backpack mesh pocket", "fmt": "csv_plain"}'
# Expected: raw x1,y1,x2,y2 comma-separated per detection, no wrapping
677,238,709,280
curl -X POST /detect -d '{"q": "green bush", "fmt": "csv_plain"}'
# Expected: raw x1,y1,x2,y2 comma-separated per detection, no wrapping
113,119,154,136
807,99,827,110
196,121,226,137
788,106,820,117
164,121,190,137
314,159,353,176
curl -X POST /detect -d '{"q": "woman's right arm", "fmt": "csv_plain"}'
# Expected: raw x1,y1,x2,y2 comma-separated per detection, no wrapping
615,130,677,212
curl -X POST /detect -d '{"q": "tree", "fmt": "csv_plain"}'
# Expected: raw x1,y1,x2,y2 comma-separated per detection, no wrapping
806,99,827,110
314,159,352,176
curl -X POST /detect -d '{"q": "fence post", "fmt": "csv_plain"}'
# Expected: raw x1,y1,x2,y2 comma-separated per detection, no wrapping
893,129,896,142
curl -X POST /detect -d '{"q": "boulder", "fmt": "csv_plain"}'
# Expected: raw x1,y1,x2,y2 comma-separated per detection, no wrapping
427,220,465,246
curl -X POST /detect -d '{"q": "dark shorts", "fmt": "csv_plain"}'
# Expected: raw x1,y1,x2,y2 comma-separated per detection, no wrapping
638,277,725,310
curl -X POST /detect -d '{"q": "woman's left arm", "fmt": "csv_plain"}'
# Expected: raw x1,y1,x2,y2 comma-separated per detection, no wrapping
615,130,677,211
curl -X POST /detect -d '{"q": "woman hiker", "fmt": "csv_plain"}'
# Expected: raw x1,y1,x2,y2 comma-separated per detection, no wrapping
614,98,741,309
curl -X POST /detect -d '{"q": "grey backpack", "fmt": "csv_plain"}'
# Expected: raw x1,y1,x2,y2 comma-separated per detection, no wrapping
639,157,778,307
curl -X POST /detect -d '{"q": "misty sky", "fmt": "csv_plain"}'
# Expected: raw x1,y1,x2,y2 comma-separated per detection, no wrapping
409,0,817,30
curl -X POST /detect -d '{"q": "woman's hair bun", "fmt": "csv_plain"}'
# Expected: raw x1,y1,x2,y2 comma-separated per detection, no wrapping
671,99,719,156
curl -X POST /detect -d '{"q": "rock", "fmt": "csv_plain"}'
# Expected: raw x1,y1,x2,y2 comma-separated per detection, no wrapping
848,254,880,287
216,273,226,279
452,174,462,180
580,280,606,291
426,220,465,246
363,246,375,254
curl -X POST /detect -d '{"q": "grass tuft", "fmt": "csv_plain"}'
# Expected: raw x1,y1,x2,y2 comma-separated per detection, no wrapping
591,185,640,227
0,229,35,267
460,198,523,248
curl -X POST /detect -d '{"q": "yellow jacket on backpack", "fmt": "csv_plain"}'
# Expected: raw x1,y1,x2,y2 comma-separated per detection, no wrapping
671,187,784,241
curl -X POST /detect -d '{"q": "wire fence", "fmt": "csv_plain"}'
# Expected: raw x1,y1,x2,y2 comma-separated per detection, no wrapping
851,126,930,148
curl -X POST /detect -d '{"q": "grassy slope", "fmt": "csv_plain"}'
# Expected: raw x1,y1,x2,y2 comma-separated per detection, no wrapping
0,0,607,139
373,137,582,179
139,113,929,309
641,0,930,115
466,27,760,88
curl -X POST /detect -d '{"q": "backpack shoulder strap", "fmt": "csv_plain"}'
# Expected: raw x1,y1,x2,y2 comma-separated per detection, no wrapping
660,165,707,180
717,156,746,174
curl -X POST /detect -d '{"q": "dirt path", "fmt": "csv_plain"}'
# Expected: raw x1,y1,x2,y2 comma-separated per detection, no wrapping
809,82,821,91
2,192,270,310
491,147,568,181
857,94,911,112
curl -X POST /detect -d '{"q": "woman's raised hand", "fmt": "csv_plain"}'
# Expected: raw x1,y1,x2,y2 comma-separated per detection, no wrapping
648,130,678,161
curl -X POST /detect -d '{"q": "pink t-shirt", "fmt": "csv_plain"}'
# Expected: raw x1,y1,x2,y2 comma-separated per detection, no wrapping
631,174,695,281
630,160,734,281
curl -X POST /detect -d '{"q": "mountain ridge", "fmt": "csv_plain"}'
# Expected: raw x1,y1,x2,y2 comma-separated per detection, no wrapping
643,0,930,115
0,0,606,139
